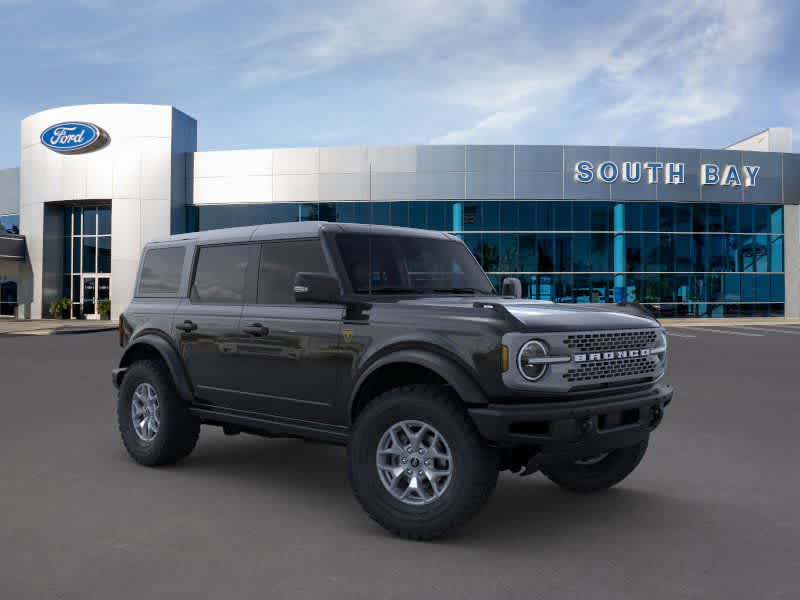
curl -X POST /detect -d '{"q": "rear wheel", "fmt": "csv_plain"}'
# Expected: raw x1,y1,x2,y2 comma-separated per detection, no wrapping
117,359,200,466
349,385,498,540
541,438,649,493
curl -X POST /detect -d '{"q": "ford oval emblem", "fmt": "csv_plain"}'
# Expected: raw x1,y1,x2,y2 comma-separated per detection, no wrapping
40,122,110,154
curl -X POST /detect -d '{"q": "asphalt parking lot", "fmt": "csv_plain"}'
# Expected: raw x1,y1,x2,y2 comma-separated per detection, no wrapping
1,326,798,599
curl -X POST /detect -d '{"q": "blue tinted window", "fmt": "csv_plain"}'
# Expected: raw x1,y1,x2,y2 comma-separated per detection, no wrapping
372,202,390,225
0,214,20,234
390,202,409,227
675,204,691,232
553,202,571,230
642,203,658,231
518,202,537,230
409,202,426,228
500,202,518,230
624,203,641,231
98,206,111,235
83,207,96,235
463,202,481,230
518,234,537,271
753,205,770,233
770,206,783,234
483,201,500,230
739,204,753,233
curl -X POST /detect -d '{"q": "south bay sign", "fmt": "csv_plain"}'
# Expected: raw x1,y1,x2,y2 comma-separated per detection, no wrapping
574,160,760,187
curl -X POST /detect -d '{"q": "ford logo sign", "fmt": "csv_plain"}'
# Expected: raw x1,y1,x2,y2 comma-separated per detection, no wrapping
40,122,110,154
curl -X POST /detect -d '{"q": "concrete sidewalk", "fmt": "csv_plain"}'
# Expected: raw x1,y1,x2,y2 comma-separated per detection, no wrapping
0,319,118,336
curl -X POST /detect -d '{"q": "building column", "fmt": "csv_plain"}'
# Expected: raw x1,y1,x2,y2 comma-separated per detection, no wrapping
452,202,463,239
784,204,799,318
613,202,626,302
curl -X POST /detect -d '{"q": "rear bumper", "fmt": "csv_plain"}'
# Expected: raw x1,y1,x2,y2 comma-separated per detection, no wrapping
468,383,672,457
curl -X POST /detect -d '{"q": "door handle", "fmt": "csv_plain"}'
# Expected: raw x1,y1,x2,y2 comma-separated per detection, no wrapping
176,320,198,332
242,323,270,336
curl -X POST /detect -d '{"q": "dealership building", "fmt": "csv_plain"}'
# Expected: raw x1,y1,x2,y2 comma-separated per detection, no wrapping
0,103,798,320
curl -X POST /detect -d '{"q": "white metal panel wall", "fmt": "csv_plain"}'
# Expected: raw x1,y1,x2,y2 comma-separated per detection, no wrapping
19,104,196,319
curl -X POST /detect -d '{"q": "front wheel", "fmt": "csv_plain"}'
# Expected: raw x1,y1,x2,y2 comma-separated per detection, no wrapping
541,438,649,493
349,385,498,541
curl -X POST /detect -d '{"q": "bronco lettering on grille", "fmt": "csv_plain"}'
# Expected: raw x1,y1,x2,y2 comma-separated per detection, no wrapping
574,349,650,362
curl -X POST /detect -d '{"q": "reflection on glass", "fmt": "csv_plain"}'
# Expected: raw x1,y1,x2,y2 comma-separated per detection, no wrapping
83,278,96,314
98,277,110,300
98,206,111,235
83,208,97,235
83,237,96,273
97,237,111,273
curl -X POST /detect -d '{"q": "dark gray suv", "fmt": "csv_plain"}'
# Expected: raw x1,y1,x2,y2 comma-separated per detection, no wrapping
113,221,672,540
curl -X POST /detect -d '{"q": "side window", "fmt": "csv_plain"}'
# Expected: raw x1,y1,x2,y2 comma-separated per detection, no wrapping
137,246,186,295
191,244,251,304
257,239,329,304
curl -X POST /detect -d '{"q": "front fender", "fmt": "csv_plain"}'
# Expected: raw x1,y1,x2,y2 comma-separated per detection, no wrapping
348,348,489,421
116,333,194,404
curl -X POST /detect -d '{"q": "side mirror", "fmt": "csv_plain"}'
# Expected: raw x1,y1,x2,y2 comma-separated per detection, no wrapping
501,277,522,299
294,272,341,303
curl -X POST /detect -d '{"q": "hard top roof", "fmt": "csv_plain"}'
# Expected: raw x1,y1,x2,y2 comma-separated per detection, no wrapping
145,221,456,246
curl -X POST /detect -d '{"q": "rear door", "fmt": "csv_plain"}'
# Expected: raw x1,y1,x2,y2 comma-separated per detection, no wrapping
174,242,258,409
234,238,345,423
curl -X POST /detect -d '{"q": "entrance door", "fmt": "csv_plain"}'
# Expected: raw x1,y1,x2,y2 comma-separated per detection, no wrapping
79,275,109,317
81,276,96,316
63,205,111,319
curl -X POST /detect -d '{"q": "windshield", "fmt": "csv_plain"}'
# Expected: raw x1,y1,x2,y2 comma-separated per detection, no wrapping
334,233,495,295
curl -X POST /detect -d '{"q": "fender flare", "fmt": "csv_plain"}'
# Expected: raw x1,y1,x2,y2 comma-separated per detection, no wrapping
118,333,195,404
348,348,488,422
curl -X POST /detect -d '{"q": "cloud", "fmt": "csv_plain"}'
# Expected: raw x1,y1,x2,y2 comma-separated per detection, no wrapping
428,0,778,144
237,0,520,87
430,106,536,144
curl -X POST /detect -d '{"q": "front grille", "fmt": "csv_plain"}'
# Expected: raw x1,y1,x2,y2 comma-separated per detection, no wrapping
563,330,658,353
563,356,657,383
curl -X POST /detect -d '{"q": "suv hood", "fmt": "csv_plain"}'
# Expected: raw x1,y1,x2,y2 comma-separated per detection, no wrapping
395,297,659,332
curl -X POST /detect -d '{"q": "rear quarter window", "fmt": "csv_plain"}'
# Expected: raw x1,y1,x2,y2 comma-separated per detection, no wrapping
137,246,186,296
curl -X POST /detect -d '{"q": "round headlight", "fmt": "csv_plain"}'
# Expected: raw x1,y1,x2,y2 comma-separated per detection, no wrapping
518,340,549,381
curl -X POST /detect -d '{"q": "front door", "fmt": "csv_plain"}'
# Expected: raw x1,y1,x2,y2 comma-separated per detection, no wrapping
79,275,110,317
233,239,344,423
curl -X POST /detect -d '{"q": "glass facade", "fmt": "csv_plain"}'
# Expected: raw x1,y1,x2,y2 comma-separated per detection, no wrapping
63,206,111,318
0,275,16,316
187,200,785,318
0,214,19,234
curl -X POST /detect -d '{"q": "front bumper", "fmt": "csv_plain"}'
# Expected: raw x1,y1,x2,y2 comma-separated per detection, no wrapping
468,383,672,458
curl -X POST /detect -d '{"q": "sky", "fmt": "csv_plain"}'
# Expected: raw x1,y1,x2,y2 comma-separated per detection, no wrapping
0,0,798,167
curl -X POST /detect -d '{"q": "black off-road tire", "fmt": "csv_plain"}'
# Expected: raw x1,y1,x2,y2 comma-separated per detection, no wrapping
348,384,499,541
542,438,649,493
117,359,200,467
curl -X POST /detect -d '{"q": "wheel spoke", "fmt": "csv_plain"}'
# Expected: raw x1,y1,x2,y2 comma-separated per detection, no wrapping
376,419,453,506
131,383,160,442
400,423,418,445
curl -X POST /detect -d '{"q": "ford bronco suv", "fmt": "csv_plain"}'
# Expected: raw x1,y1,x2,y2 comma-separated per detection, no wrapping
113,222,672,540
